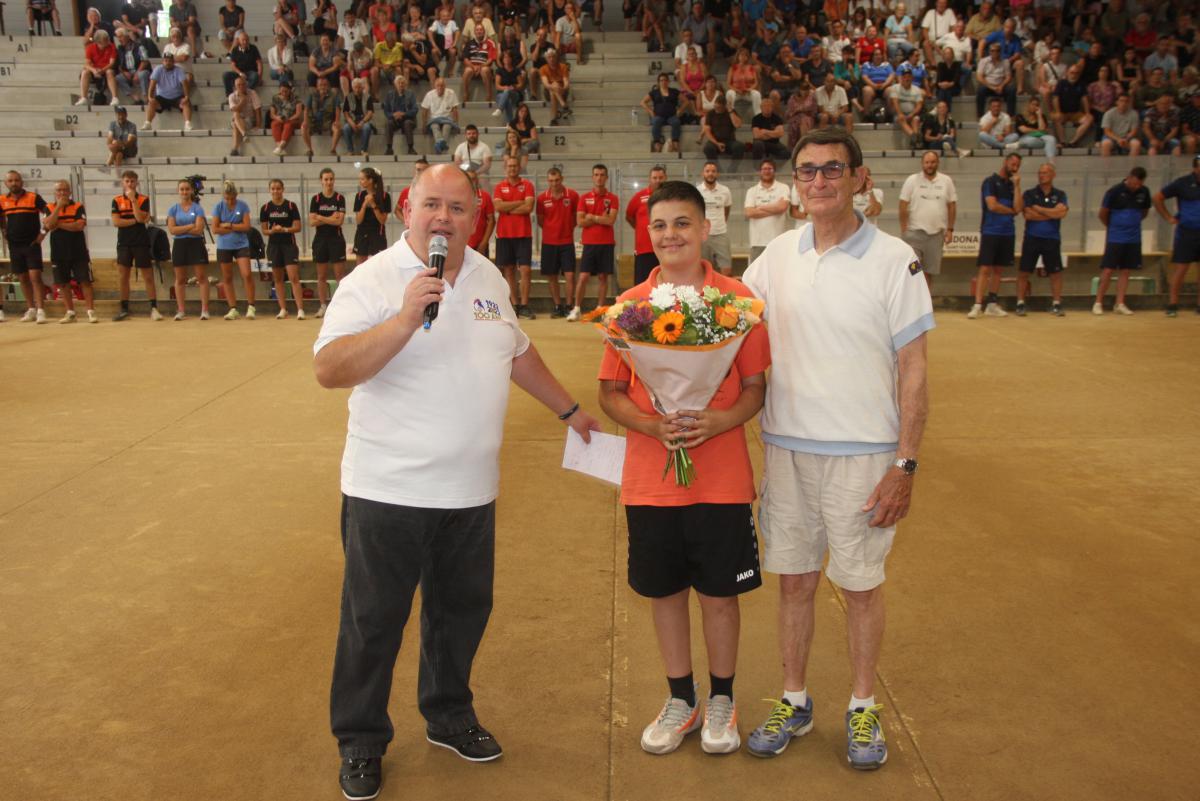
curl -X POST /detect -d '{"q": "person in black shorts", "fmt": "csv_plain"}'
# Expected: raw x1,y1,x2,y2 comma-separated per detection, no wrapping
1016,163,1069,317
166,177,210,320
310,167,347,318
261,178,305,319
43,179,95,324
1152,156,1200,317
1,170,50,323
968,153,1022,319
110,170,160,321
1095,167,1151,316
353,167,391,265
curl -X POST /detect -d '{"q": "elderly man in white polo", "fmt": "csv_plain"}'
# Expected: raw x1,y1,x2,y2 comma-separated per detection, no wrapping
741,128,933,770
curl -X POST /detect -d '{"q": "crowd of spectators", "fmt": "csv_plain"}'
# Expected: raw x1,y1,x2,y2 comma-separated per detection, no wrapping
71,0,597,159
623,0,1200,160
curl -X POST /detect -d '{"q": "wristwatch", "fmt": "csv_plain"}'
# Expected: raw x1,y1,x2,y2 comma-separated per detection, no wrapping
894,457,918,475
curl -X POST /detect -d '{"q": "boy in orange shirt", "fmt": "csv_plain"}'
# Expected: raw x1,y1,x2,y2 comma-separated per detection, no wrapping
597,181,770,756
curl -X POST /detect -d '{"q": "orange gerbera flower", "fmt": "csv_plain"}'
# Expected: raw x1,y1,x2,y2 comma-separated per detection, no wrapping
714,304,740,329
652,310,685,344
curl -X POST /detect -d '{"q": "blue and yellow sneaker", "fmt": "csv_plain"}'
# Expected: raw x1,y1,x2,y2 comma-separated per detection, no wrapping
846,704,887,770
747,697,814,757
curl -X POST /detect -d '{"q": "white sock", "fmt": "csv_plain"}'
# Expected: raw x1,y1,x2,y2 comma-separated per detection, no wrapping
783,688,807,707
849,694,875,711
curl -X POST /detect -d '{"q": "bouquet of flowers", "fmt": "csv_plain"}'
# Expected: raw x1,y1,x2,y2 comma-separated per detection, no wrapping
590,283,765,487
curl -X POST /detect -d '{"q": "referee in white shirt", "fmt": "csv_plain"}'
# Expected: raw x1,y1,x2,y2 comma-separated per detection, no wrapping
899,150,957,290
314,163,599,800
741,128,933,771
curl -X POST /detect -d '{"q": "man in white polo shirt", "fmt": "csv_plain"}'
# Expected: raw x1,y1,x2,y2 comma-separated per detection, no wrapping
741,128,933,771
314,163,599,801
697,160,733,275
899,150,957,290
744,159,792,263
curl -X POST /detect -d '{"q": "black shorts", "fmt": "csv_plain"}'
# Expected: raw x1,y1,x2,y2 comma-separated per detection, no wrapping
977,233,1015,268
626,503,763,598
216,246,252,262
495,236,532,267
171,237,207,267
7,242,43,273
1172,226,1200,264
580,243,614,275
1019,236,1064,274
116,244,152,269
53,260,91,285
634,251,659,284
539,243,576,275
117,140,138,157
154,94,183,111
267,238,300,269
1100,241,1142,270
353,229,388,257
312,235,346,263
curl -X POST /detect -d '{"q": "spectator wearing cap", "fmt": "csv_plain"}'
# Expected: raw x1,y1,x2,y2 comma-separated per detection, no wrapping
269,81,303,155
106,106,138,166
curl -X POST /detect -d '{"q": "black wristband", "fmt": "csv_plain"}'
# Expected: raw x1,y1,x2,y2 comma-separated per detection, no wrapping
558,402,580,421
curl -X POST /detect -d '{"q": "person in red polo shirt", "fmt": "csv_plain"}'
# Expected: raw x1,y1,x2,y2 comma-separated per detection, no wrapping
536,166,579,318
393,157,429,230
493,156,537,318
625,164,667,285
466,168,495,256
569,162,619,321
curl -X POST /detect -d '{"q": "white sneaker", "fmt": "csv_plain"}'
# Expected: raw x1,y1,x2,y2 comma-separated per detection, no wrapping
0,308,6,322
491,107,502,117
566,306,581,322
60,310,77,324
86,309,98,323
1003,141,1021,154
966,303,982,319
640,697,701,755
224,308,240,320
141,119,152,131
199,310,210,320
1092,302,1104,315
74,97,88,106
174,311,186,321
984,303,1008,317
276,308,288,319
245,304,256,320
315,303,328,318
109,97,120,106
20,307,36,322
296,309,306,320
701,695,741,754
35,308,47,324
957,148,971,158
150,307,163,321
1115,303,1134,315
184,120,193,132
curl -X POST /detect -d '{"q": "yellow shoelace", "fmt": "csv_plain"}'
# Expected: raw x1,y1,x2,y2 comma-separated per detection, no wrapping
849,704,884,743
759,698,798,734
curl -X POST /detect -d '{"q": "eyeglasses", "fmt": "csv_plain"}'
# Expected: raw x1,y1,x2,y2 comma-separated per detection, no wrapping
794,162,848,182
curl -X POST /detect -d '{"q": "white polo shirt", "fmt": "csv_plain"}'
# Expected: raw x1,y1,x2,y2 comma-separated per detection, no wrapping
899,171,957,234
314,232,530,509
744,180,792,246
742,213,935,454
697,180,732,236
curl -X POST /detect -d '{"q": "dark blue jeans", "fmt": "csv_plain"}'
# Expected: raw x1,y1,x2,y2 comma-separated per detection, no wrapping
330,495,495,758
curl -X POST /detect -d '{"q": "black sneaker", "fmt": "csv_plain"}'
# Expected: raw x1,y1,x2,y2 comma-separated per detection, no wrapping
112,309,130,322
426,724,503,762
338,756,381,800
1166,304,1179,318
516,305,536,320
1015,302,1026,317
550,304,566,318
1052,303,1064,317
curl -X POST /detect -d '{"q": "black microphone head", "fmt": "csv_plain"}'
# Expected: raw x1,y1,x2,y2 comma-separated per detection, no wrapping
429,235,449,259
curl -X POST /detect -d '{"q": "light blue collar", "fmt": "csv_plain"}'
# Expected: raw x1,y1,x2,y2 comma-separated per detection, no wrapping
797,211,874,258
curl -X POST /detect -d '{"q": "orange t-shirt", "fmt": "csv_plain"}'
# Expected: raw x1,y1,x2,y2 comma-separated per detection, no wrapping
597,263,770,507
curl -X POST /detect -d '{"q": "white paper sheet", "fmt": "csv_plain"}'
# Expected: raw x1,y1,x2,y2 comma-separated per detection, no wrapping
561,428,625,486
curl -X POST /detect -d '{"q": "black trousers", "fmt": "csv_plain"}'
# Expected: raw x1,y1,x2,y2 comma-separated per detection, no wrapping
386,117,416,150
330,494,495,758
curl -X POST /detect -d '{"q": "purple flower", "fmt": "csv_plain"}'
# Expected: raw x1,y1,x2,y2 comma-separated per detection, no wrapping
616,303,655,337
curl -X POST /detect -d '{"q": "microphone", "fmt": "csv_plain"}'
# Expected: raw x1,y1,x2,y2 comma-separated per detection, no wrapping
422,234,448,330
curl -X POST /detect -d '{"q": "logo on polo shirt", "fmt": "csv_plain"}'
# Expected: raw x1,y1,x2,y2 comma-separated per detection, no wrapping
908,259,923,276
472,298,502,320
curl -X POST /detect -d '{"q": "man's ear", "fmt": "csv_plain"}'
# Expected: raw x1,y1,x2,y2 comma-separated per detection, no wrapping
850,166,867,194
